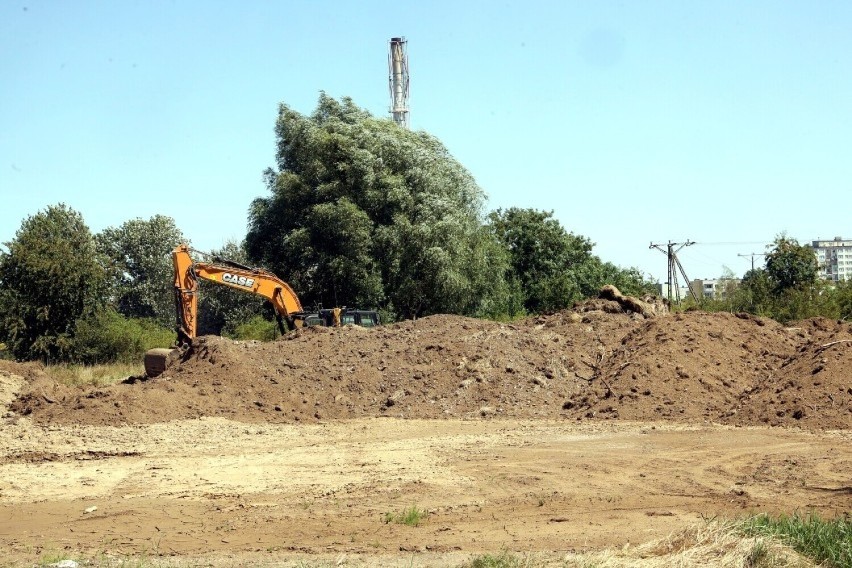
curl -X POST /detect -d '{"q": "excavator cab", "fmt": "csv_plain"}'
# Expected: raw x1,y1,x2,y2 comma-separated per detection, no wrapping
296,308,380,328
345,310,380,327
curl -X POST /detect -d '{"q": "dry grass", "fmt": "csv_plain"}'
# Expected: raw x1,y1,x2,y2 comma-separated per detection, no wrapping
559,520,815,567
43,362,142,388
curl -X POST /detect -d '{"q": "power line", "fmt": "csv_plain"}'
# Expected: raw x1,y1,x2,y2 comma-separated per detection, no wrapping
649,240,699,304
737,252,766,271
692,241,770,246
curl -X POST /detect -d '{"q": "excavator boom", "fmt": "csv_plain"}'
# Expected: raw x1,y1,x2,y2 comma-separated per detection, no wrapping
171,244,303,345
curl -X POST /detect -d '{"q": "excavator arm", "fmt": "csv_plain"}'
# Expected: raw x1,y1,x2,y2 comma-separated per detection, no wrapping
144,244,304,377
171,244,303,345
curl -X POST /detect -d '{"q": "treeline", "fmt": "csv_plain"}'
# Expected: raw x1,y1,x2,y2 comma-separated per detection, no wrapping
0,204,316,364
0,94,657,364
686,235,852,322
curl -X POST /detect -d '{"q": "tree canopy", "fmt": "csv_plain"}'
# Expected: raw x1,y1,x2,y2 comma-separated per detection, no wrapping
764,235,819,293
96,215,186,327
489,207,656,313
0,204,107,362
246,93,510,319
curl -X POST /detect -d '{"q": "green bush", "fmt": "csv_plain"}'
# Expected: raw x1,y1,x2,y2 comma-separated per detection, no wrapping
72,308,174,364
226,315,279,341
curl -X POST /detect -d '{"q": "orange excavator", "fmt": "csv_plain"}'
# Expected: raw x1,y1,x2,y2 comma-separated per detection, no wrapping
143,244,379,377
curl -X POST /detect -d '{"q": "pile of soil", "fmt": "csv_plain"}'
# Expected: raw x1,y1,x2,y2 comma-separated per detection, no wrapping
6,304,852,430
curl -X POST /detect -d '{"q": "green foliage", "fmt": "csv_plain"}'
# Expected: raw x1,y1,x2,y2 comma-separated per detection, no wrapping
383,505,428,527
576,257,658,299
196,240,267,336
72,307,175,364
836,279,852,321
765,234,819,294
227,315,279,341
771,284,840,323
706,266,843,324
488,207,657,313
246,93,511,319
741,512,852,567
715,237,825,323
728,268,774,316
96,215,186,327
0,204,107,362
488,207,590,313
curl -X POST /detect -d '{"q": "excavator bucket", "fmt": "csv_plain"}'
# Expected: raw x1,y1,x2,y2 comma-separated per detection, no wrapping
143,347,182,378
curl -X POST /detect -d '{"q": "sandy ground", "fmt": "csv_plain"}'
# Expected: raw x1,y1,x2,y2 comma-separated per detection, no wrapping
1,412,850,566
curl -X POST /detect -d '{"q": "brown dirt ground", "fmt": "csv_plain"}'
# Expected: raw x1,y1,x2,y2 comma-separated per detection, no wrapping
1,304,851,566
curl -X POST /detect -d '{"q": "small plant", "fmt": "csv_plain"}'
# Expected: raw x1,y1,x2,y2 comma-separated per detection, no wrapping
37,549,76,567
743,540,771,568
384,505,428,527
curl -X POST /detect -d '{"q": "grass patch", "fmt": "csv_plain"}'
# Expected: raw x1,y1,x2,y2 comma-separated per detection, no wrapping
463,551,538,568
741,512,852,567
44,362,142,387
384,505,428,527
36,549,74,567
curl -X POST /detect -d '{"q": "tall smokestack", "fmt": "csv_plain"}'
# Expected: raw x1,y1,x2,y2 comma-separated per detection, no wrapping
388,37,410,129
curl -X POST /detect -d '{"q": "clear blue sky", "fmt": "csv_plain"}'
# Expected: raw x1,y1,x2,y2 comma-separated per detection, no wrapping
2,1,850,284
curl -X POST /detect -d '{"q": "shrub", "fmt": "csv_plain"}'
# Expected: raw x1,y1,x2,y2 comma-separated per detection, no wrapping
227,315,279,341
72,308,174,364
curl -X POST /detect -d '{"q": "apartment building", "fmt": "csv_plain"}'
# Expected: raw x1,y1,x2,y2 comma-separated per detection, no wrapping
812,237,852,282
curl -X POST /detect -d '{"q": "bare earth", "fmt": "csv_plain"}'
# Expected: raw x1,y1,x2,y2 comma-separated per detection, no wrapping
1,304,851,566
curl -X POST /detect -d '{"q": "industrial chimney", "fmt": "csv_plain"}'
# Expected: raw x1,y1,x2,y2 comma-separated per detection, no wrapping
388,37,410,128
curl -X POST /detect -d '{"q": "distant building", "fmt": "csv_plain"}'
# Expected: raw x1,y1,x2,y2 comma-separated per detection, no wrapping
812,237,852,282
656,282,692,302
690,278,740,300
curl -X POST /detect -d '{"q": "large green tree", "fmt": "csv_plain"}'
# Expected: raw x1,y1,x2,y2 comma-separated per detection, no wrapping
0,204,107,362
765,235,819,293
488,208,592,312
96,215,186,326
246,94,511,319
488,207,656,312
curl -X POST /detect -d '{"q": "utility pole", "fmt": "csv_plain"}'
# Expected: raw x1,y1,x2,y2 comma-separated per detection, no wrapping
737,252,766,271
388,37,410,129
649,240,699,304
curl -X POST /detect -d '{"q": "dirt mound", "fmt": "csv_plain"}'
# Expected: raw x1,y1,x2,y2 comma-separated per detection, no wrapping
7,309,852,430
578,312,799,422
736,318,852,429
